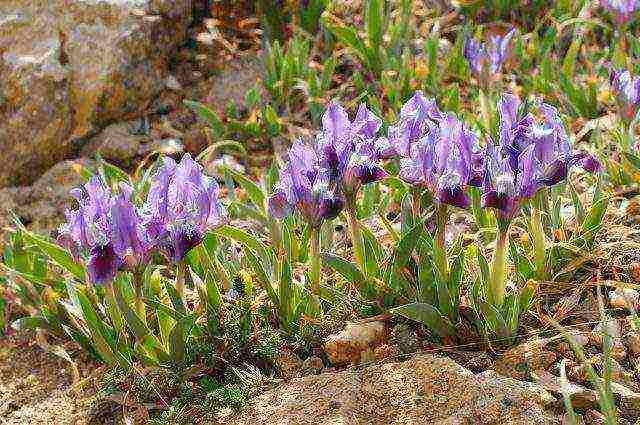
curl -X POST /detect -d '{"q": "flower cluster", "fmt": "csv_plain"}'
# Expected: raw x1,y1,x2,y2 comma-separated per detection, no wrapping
464,28,517,85
378,92,600,217
610,68,640,124
601,0,639,26
377,91,483,209
483,94,601,219
59,154,225,285
268,102,388,227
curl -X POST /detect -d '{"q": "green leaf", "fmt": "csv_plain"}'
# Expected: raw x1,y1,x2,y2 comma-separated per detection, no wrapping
479,301,510,339
322,253,367,287
215,225,271,266
183,100,225,135
244,247,278,306
365,0,384,50
225,167,266,212
20,229,86,282
391,303,455,339
11,316,52,332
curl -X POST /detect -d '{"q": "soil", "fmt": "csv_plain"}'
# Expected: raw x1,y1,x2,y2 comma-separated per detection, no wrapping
0,333,100,425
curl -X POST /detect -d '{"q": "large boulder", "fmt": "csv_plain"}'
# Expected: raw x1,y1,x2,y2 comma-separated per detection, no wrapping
223,354,560,424
0,0,193,187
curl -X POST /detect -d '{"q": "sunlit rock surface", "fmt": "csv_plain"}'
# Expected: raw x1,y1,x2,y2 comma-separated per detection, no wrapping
0,0,193,186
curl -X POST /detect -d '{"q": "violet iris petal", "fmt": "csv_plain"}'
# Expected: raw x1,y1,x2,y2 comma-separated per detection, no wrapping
110,183,149,268
601,0,640,25
88,243,120,285
610,68,640,124
378,91,443,158
143,154,226,263
464,28,516,81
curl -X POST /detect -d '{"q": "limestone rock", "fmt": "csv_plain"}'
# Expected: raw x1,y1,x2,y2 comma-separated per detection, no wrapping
609,288,640,312
324,321,387,366
223,354,560,424
533,369,598,410
80,120,152,167
0,0,193,186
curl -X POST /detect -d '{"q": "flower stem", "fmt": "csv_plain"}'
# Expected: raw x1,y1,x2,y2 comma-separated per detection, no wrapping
308,227,321,295
479,89,492,134
434,204,449,282
346,203,366,274
530,207,546,281
489,227,510,308
132,270,146,324
176,261,186,302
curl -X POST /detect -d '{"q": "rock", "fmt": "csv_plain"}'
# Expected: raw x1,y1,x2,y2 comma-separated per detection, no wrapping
568,354,635,387
493,338,557,380
584,409,605,425
80,121,152,167
0,158,94,239
223,354,560,424
609,381,640,417
389,323,421,355
137,138,184,157
202,56,264,115
533,369,598,410
590,317,627,361
609,288,640,312
324,321,387,366
276,350,303,380
0,0,193,187
625,331,640,357
373,344,401,363
300,356,324,376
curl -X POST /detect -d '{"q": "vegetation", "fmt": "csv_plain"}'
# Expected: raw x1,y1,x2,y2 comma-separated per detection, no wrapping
2,0,640,421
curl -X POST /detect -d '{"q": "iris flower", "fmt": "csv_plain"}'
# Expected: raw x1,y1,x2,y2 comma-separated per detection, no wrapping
601,0,639,26
268,139,345,228
610,68,640,124
59,177,149,284
398,113,484,209
143,154,226,263
498,94,601,187
376,91,444,159
464,28,517,85
316,102,389,198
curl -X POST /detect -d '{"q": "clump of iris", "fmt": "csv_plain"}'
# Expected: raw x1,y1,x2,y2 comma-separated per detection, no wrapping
268,102,388,291
382,91,484,281
481,94,601,307
463,27,517,91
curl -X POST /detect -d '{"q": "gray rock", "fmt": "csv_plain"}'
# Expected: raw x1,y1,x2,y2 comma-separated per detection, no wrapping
0,0,193,187
80,120,152,167
224,354,560,424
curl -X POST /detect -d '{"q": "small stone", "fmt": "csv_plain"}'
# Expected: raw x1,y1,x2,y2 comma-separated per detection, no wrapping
625,331,640,357
80,121,151,167
389,323,421,354
373,344,401,363
324,321,387,366
276,350,302,380
609,288,640,311
493,338,556,380
164,75,182,91
533,369,598,410
584,409,605,425
300,356,324,376
590,318,622,347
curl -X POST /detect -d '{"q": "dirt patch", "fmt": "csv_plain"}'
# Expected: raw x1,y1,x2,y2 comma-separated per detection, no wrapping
0,333,100,425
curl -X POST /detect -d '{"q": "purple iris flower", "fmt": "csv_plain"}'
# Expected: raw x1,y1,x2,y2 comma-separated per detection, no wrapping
464,28,517,84
376,91,444,159
610,68,640,124
317,101,389,196
268,139,345,228
498,94,601,188
482,140,549,220
398,113,483,209
143,154,226,263
601,0,639,25
59,177,149,285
